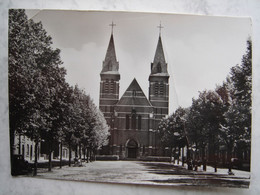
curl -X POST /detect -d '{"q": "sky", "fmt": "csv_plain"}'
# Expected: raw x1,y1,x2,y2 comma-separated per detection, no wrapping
26,10,251,114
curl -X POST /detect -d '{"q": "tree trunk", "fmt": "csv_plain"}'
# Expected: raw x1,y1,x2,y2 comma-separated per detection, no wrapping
83,147,86,161
79,143,82,159
182,147,184,166
170,147,173,163
60,141,62,169
48,142,52,171
228,146,232,173
69,141,71,167
90,149,92,162
177,147,180,165
214,154,217,172
75,144,78,158
87,148,89,163
33,141,38,176
173,146,177,164
213,144,217,172
202,146,207,171
18,134,21,155
94,150,96,161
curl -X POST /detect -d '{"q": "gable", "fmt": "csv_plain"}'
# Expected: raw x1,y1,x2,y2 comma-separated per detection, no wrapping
116,78,152,107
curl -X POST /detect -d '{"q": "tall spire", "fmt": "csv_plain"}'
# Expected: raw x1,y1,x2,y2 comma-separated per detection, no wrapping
153,36,166,65
150,33,168,75
101,23,119,74
148,23,170,120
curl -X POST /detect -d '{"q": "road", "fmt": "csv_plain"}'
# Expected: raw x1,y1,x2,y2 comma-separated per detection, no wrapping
35,161,250,188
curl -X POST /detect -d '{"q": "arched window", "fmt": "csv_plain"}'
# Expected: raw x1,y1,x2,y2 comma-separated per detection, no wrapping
113,81,116,93
154,82,159,95
110,79,114,93
138,115,142,130
159,83,164,95
126,115,130,129
132,114,136,130
104,79,109,93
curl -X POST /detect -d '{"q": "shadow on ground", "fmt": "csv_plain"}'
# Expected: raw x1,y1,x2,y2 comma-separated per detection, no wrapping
140,162,250,188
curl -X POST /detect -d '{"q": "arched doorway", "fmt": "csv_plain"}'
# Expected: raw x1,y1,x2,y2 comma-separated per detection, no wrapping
126,139,138,158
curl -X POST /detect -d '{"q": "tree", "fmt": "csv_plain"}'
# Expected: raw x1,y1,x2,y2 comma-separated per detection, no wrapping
9,9,110,174
219,39,252,171
158,107,188,164
9,9,66,174
229,39,252,160
81,93,109,161
62,85,109,164
186,98,207,161
9,9,38,162
187,90,226,170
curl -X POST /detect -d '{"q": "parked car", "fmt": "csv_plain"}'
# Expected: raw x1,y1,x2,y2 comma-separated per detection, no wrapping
11,155,32,176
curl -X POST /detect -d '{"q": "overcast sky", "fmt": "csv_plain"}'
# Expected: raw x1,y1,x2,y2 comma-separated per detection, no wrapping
26,10,251,114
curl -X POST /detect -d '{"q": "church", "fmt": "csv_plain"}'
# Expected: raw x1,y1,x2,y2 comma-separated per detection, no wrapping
99,25,170,159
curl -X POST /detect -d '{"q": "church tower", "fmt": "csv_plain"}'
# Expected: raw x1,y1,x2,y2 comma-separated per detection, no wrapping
99,24,120,126
149,26,170,127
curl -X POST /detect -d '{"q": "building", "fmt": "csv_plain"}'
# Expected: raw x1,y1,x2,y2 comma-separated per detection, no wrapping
13,135,40,162
99,26,170,159
13,135,69,162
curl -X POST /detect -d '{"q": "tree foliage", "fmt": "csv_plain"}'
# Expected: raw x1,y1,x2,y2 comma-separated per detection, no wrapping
158,107,188,149
158,38,252,166
220,39,252,160
9,9,109,173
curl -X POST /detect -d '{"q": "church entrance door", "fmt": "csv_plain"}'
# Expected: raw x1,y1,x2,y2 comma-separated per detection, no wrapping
126,139,138,159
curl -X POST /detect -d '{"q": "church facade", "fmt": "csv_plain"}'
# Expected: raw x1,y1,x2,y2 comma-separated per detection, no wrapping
99,30,170,159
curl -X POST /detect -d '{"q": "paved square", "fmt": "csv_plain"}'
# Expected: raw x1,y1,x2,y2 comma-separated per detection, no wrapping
35,161,250,188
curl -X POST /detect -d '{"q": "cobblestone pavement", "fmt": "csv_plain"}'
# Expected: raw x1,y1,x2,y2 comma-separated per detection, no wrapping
35,161,250,188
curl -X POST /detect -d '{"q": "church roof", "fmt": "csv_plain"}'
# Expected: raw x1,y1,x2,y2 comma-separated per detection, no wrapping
150,35,169,76
116,78,152,107
101,34,119,74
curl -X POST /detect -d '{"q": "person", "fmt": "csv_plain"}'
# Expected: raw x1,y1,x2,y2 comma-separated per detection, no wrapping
203,157,207,171
193,159,198,171
187,158,193,170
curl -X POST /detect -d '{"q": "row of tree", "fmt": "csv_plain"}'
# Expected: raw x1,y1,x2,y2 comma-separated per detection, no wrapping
9,9,109,175
159,39,251,172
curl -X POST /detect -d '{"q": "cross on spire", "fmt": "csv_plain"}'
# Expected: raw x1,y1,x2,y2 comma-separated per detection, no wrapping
109,21,116,34
157,22,164,36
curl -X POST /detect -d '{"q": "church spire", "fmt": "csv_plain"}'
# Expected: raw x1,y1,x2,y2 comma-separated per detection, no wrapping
150,30,168,75
148,24,170,119
101,22,119,74
153,35,166,66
